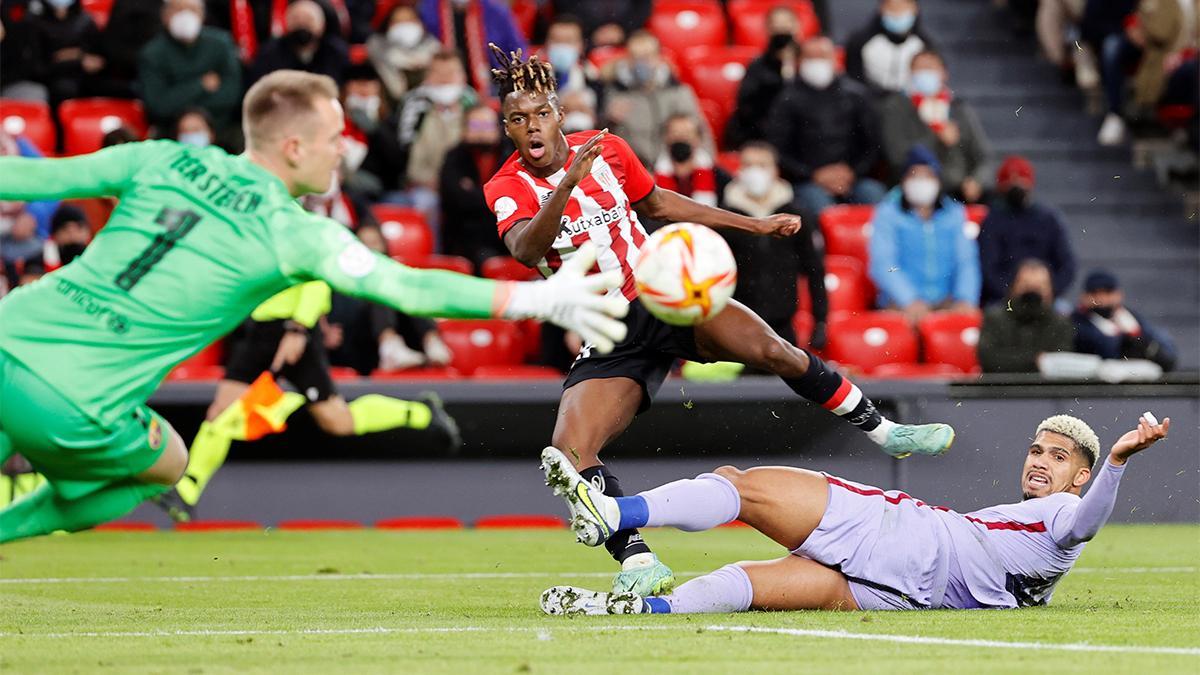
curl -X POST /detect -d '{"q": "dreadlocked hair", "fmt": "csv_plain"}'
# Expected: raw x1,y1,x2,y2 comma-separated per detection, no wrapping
489,43,558,100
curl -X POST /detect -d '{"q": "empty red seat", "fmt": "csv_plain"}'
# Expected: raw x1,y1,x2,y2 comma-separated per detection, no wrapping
728,0,820,50
716,151,741,175
823,255,872,313
481,255,539,281
59,98,146,155
871,362,965,379
167,364,225,381
369,366,462,379
587,45,628,70
510,0,538,40
81,0,114,27
680,45,759,110
472,364,562,379
820,205,875,262
372,205,434,259
437,319,523,375
792,309,814,347
329,366,360,380
648,1,727,54
405,254,474,275
918,310,982,373
1,99,56,155
825,311,917,374
697,98,729,150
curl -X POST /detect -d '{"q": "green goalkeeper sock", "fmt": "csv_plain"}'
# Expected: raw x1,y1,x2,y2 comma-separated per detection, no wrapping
175,421,233,506
348,395,432,435
0,479,167,544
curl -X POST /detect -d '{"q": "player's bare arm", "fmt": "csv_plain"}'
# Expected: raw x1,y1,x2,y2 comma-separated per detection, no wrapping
632,186,802,238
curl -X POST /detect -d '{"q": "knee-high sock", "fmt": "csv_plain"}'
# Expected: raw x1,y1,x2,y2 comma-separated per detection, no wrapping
176,421,233,506
348,395,431,435
644,564,754,614
782,350,895,443
0,479,167,544
616,473,740,532
579,465,652,563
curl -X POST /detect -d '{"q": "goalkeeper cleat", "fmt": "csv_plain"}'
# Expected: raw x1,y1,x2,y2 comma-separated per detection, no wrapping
419,392,462,456
540,586,648,616
613,552,676,596
151,488,194,523
540,447,620,547
881,423,955,459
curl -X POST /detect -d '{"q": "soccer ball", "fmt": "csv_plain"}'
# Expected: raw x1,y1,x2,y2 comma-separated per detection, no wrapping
634,223,737,326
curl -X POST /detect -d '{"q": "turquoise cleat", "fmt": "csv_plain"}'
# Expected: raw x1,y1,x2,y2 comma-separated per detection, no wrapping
881,423,955,459
613,553,676,596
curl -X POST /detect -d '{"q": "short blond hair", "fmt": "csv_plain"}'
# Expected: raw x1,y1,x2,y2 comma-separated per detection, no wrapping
1036,415,1100,466
242,70,339,150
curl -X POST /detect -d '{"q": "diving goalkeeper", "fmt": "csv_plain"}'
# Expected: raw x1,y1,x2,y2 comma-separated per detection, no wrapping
0,70,627,544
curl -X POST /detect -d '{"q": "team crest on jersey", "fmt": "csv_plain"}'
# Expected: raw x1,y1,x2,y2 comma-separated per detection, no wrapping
337,241,377,278
594,162,619,192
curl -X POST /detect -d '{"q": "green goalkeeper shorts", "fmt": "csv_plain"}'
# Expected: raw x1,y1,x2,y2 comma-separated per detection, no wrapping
0,349,169,500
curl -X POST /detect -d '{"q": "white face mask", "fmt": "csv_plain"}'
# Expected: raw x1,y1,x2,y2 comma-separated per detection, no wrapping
345,94,381,121
562,111,595,133
178,131,211,148
903,176,940,207
168,9,202,43
909,69,943,96
799,59,835,90
739,166,774,198
387,22,423,48
427,83,463,106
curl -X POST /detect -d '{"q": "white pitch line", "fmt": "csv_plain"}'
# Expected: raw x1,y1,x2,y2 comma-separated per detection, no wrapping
0,624,1196,657
0,566,1194,585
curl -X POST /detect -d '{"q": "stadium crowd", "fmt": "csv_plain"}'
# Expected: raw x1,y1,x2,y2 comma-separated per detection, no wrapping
0,0,1186,379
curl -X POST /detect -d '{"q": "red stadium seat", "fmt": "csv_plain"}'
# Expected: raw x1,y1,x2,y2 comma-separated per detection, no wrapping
510,0,538,40
792,309,814,346
1,99,56,155
437,320,524,375
918,311,982,373
329,366,360,380
648,1,727,55
81,0,114,28
728,0,820,50
405,254,474,275
481,256,539,281
820,205,875,262
587,45,628,71
680,45,759,109
472,364,562,379
369,366,463,379
59,98,147,155
871,362,965,379
697,98,729,150
716,151,741,175
824,311,918,374
823,255,873,313
167,364,225,381
372,205,434,259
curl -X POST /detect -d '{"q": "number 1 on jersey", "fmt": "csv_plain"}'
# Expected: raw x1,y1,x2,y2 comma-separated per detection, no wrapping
115,207,202,291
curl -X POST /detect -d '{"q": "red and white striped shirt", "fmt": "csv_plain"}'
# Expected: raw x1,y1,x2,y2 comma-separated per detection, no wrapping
484,131,656,301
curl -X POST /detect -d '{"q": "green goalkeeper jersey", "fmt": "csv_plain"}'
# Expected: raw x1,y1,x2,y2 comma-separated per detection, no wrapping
0,140,500,426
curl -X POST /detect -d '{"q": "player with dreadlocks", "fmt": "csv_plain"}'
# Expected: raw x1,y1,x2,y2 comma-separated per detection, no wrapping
482,46,958,597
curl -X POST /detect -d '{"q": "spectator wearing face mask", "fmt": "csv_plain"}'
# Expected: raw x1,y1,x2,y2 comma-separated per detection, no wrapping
1071,270,1177,371
367,4,442,105
559,88,599,134
1094,0,1184,146
25,0,104,106
337,64,405,198
43,204,91,270
880,49,991,204
543,16,604,104
439,105,512,268
419,0,527,97
248,0,350,87
138,0,241,137
174,107,217,149
0,211,43,289
604,30,712,164
845,0,936,94
766,36,885,215
977,259,1075,373
718,142,828,349
653,114,722,208
978,156,1076,307
726,5,803,148
868,145,980,324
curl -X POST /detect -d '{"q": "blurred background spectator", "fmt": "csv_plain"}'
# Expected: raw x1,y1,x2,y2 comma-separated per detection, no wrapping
1,211,42,288
558,87,598,133
977,259,1075,373
366,3,441,105
0,131,58,239
604,30,710,163
868,145,980,324
845,0,936,94
43,203,90,269
439,104,510,268
139,0,241,141
340,63,404,199
978,156,1076,306
1071,270,1177,371
551,0,650,48
726,4,803,148
880,49,991,203
718,142,827,349
767,36,884,214
26,0,103,107
543,15,602,103
419,0,526,96
174,107,218,148
84,0,162,100
1,10,49,101
248,0,349,87
653,114,721,208
1036,0,1098,88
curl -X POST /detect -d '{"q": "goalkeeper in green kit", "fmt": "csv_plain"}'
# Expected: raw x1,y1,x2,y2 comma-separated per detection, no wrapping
0,70,628,544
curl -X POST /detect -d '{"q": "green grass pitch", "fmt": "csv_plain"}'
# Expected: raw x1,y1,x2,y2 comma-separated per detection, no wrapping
1,524,1197,674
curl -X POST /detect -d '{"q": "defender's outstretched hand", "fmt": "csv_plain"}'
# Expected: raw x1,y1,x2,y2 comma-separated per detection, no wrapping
754,213,802,238
501,242,629,353
1109,412,1170,465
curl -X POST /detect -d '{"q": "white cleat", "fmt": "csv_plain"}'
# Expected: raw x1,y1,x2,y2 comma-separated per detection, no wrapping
540,585,648,616
540,447,622,547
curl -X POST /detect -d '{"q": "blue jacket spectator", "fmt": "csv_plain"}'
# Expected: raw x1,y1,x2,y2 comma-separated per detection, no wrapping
869,146,980,323
978,156,1076,306
1,132,59,239
419,0,527,96
1071,270,1177,371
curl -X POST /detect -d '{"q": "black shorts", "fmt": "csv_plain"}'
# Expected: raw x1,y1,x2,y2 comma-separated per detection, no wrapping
562,300,706,414
223,319,336,402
